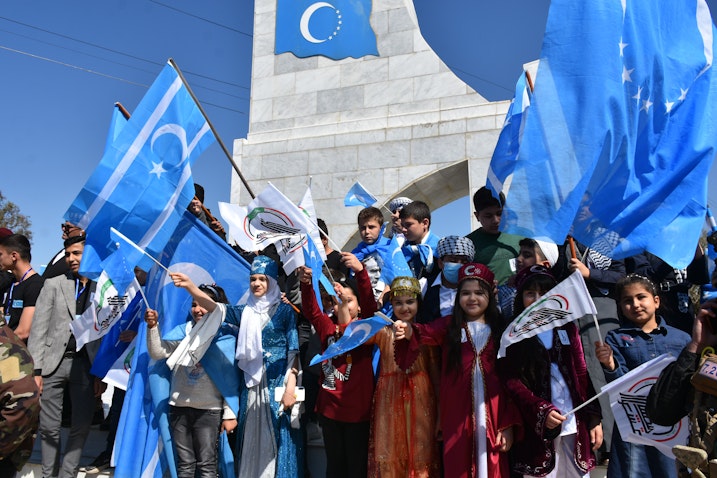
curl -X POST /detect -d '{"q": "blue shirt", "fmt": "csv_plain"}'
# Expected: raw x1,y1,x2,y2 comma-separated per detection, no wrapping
603,317,691,383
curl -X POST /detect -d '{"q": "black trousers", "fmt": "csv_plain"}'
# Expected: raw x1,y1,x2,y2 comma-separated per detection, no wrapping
170,406,222,478
319,414,370,478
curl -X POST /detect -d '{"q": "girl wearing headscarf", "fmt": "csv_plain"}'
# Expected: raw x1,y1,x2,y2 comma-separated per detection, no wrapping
170,255,303,478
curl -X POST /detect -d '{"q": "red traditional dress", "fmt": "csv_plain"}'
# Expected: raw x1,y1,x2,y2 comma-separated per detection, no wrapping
398,315,521,478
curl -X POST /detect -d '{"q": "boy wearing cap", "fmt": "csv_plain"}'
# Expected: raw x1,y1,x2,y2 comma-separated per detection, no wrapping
466,187,523,286
388,196,412,240
419,236,475,324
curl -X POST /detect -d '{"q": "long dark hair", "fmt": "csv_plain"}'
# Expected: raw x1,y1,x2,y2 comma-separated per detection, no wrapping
509,271,558,390
446,278,501,376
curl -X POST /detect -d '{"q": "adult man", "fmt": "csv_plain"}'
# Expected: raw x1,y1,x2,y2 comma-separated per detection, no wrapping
188,183,226,240
42,222,85,279
0,234,43,341
28,236,101,478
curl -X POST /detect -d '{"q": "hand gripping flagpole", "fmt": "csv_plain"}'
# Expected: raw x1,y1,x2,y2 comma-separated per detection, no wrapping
168,58,256,199
568,235,603,345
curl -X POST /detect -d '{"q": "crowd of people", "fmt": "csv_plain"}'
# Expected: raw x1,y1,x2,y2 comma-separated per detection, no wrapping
1,182,717,478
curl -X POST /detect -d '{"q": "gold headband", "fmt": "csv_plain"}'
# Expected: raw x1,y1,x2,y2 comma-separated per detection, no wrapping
390,276,421,298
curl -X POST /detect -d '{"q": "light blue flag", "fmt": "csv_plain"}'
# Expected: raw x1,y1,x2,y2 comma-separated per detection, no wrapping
344,180,377,207
380,233,413,285
73,104,129,276
486,71,531,199
99,228,148,296
275,0,378,60
303,234,326,306
501,0,717,269
114,212,250,478
310,314,391,365
65,62,215,279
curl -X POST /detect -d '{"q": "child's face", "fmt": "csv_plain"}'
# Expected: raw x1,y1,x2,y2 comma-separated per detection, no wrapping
459,280,489,321
522,287,547,308
517,246,538,270
334,283,360,319
475,205,502,235
359,219,382,245
401,216,429,243
620,283,660,329
191,301,209,322
250,274,269,297
391,294,418,322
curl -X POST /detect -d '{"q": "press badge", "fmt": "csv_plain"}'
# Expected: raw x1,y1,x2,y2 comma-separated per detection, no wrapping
558,329,570,346
11,300,23,309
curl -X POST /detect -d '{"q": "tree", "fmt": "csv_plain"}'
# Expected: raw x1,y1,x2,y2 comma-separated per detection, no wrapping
0,191,32,241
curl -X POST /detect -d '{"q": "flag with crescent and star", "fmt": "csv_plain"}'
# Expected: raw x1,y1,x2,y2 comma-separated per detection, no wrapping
275,0,378,60
501,0,717,269
310,314,392,366
65,61,216,280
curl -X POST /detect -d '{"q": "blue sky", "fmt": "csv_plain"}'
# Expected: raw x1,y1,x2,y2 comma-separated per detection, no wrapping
2,1,716,269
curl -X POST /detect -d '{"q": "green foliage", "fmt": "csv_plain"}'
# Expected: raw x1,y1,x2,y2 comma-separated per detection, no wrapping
0,191,32,241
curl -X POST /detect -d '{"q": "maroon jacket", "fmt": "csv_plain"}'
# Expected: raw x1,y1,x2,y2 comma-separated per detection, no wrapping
500,323,601,476
300,268,377,422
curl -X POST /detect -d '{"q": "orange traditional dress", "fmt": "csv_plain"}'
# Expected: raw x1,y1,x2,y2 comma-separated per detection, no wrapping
367,327,440,478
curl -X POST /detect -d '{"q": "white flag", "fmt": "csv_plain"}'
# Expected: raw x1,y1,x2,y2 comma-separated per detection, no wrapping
102,337,136,390
498,271,597,358
219,182,326,273
70,272,139,351
601,354,688,458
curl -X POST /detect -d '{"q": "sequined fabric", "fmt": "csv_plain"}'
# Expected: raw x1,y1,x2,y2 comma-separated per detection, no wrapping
367,327,440,477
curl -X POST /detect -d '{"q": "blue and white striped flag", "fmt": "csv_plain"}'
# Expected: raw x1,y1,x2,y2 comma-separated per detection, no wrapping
65,62,215,279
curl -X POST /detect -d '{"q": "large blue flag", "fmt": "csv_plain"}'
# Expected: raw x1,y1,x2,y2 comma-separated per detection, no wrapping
114,212,250,478
275,0,378,59
310,314,392,365
100,228,150,296
65,62,215,279
501,0,717,269
486,71,531,199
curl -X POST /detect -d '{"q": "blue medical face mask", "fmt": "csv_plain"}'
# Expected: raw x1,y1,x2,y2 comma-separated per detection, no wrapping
442,262,462,284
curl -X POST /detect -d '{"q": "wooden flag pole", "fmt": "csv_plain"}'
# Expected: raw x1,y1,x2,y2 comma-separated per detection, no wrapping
168,58,256,199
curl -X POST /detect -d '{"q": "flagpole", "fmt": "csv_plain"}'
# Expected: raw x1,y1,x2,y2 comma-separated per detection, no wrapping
376,311,395,324
568,236,603,344
168,58,256,199
564,388,606,417
110,228,171,274
115,101,131,120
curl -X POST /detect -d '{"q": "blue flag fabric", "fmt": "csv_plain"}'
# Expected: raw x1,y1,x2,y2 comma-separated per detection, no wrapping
501,0,717,269
344,181,378,207
100,228,149,296
89,292,143,379
303,234,326,307
309,314,392,366
275,0,378,60
65,62,215,279
114,212,250,478
486,71,531,199
381,233,413,284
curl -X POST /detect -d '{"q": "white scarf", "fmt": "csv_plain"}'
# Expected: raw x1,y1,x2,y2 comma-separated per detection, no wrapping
236,276,281,387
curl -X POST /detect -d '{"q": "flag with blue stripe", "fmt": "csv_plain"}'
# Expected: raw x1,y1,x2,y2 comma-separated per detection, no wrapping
501,0,717,269
310,314,391,365
65,62,215,279
113,212,250,478
276,0,378,60
486,71,531,199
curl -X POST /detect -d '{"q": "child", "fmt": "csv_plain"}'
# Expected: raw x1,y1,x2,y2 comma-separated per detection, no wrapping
498,238,559,321
145,284,238,478
366,276,440,477
394,263,521,478
501,265,603,477
595,274,691,478
399,201,441,282
298,252,377,478
465,187,523,286
352,207,391,303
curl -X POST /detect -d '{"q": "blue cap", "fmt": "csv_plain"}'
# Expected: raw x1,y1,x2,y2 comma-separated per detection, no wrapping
251,255,278,280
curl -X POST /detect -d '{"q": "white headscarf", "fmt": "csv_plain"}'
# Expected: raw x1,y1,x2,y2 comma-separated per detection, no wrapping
236,274,282,387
